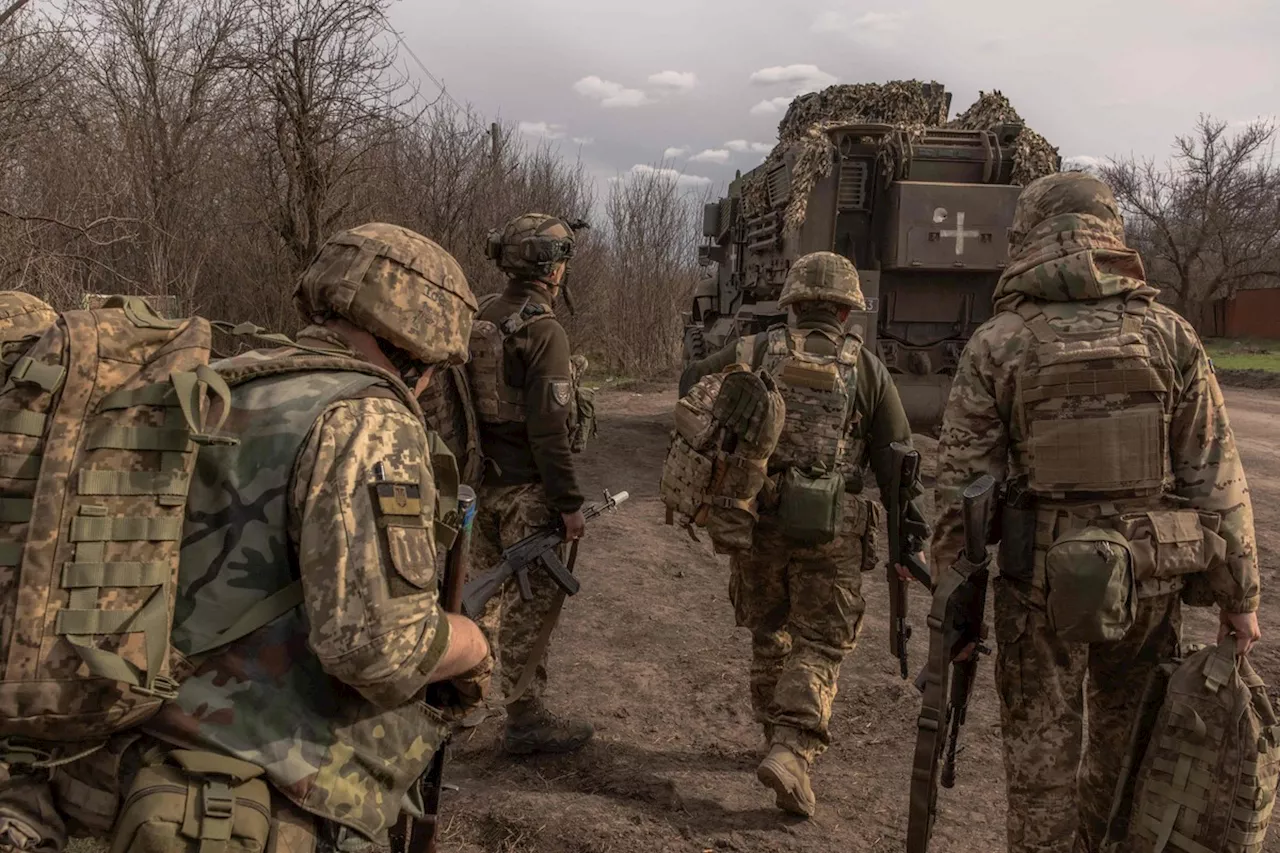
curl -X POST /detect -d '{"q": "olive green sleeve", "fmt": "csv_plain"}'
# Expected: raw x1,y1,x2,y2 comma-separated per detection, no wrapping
858,351,929,549
678,341,741,397
521,318,584,514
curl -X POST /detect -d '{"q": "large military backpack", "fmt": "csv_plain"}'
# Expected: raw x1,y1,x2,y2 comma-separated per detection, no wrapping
1112,643,1280,853
467,294,594,452
0,296,237,744
659,363,784,553
753,325,861,545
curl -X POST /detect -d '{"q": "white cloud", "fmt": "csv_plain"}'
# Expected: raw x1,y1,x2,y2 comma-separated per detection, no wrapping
1062,154,1103,172
748,64,837,90
518,121,565,139
690,148,731,164
725,139,773,154
624,164,712,188
663,146,690,159
572,137,595,145
750,97,794,117
812,10,909,41
648,70,697,92
573,75,651,108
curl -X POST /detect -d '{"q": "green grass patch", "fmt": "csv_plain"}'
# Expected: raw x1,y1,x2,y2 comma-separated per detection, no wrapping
1204,339,1280,373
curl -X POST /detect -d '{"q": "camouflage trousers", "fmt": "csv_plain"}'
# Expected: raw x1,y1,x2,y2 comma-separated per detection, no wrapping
728,494,878,764
993,575,1182,853
470,482,564,706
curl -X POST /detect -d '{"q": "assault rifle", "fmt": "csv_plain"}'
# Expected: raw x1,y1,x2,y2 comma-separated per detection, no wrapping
887,442,932,680
907,474,995,853
461,488,629,618
390,484,477,853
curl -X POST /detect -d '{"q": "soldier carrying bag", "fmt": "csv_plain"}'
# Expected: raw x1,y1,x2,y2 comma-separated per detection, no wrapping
659,363,785,553
1105,642,1280,853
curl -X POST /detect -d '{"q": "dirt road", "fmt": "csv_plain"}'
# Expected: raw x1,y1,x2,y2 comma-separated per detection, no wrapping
440,386,1280,853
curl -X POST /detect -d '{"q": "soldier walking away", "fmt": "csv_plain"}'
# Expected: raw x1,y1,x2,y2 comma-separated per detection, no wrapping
929,171,1262,853
0,223,494,853
465,213,595,754
681,251,928,817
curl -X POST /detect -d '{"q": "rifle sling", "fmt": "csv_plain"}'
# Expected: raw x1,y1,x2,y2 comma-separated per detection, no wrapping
499,538,580,706
907,553,988,853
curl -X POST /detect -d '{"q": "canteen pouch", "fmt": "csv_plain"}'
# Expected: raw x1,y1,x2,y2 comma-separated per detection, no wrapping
1044,527,1137,644
776,467,844,547
109,750,271,853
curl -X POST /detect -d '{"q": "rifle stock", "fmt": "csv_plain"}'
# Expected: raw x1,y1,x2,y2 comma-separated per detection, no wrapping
906,473,995,853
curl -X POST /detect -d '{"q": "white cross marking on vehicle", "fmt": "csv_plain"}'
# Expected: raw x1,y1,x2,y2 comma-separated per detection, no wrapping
940,212,980,255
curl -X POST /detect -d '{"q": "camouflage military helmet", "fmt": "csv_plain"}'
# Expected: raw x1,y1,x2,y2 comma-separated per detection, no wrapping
486,213,575,280
779,251,866,310
296,223,478,365
0,292,57,341
1010,171,1125,247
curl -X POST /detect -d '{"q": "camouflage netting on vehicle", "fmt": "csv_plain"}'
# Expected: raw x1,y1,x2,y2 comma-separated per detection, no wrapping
742,81,1059,232
946,90,1060,186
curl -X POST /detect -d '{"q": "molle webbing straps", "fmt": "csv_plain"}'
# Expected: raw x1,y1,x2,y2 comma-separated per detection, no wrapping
1013,296,1169,498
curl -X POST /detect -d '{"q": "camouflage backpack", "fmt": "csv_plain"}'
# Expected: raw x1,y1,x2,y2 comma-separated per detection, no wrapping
751,325,860,545
467,294,593,452
659,363,785,552
1110,643,1280,853
0,293,58,386
0,296,276,744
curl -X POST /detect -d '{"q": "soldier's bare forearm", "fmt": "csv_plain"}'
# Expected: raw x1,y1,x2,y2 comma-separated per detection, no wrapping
426,616,490,682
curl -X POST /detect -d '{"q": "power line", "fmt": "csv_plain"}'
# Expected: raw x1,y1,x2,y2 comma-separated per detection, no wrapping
383,21,471,119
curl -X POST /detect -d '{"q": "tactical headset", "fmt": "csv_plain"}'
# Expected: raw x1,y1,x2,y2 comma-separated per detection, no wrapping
484,224,576,267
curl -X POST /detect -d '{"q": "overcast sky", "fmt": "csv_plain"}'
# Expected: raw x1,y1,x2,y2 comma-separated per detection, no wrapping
392,0,1278,199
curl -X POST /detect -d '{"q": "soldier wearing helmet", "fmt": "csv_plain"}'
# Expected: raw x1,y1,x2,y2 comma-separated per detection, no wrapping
462,212,594,754
680,250,927,817
129,223,494,851
931,172,1261,853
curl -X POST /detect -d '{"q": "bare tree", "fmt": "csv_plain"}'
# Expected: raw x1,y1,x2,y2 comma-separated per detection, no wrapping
68,0,249,307
1103,115,1280,332
241,0,417,275
597,165,707,373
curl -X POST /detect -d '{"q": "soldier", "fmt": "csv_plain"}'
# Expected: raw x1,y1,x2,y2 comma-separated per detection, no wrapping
930,172,1261,853
466,213,593,754
119,223,492,852
680,251,928,817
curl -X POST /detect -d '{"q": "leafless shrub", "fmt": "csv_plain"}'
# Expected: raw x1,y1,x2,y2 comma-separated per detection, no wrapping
1102,115,1280,332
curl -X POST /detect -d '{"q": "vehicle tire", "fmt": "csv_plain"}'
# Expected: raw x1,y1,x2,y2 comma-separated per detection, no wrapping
684,326,709,362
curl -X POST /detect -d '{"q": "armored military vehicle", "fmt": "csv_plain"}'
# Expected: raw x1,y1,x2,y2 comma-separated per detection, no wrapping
687,89,1060,428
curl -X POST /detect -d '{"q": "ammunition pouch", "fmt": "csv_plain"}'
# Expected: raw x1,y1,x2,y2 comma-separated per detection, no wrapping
706,454,767,554
776,467,844,547
997,499,1037,584
110,750,271,853
1044,527,1137,644
1111,508,1227,584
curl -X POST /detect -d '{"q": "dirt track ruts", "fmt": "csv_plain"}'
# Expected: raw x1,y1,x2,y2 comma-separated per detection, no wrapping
440,386,1280,853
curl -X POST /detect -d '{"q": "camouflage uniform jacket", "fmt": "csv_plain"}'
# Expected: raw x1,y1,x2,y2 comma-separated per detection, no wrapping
680,316,928,546
146,327,452,841
932,215,1260,613
475,281,583,513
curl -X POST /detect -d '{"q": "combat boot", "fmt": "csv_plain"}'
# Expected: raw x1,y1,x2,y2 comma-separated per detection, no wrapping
502,698,594,755
756,744,816,817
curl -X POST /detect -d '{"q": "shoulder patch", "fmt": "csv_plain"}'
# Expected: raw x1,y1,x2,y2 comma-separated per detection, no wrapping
551,380,571,407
